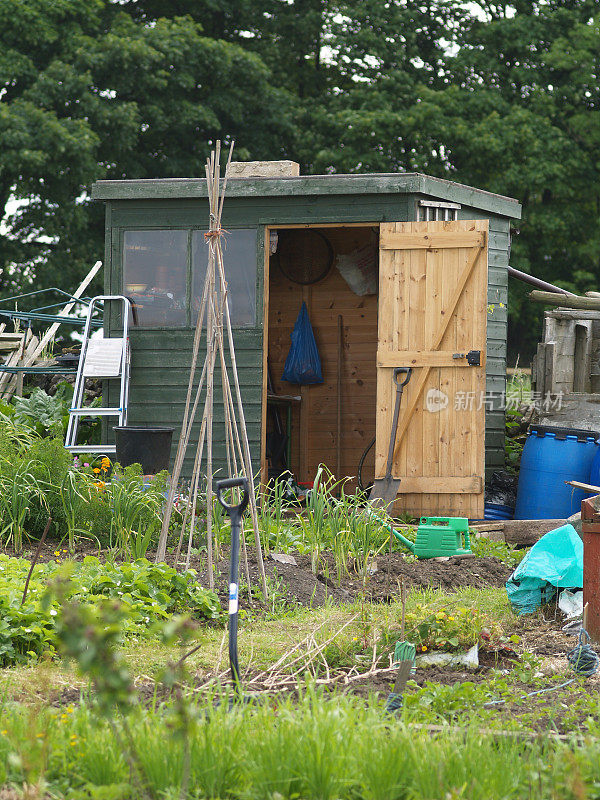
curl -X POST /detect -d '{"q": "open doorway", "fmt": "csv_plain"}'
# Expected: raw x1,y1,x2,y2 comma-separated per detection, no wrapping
263,224,379,492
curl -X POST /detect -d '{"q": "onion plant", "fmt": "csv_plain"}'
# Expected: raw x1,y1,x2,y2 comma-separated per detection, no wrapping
0,414,37,450
59,468,91,552
347,504,390,586
211,490,229,562
0,459,47,553
299,466,345,573
257,473,293,553
326,487,354,583
108,468,165,560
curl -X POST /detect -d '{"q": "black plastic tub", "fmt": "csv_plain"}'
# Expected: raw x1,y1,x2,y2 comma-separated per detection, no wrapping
113,426,174,474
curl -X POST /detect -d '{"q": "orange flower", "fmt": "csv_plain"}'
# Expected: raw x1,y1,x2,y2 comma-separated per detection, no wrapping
93,468,100,474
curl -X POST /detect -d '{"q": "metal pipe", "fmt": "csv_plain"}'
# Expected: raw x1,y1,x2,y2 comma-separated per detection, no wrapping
508,266,575,296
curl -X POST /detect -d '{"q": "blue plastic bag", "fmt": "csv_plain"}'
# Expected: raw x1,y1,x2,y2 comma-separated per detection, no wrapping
506,524,582,614
282,302,323,385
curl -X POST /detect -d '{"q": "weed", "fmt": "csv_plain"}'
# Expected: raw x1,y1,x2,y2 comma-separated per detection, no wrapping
471,535,526,567
253,571,300,618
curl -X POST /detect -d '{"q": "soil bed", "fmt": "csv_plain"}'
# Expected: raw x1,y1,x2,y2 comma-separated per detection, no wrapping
199,549,512,607
14,541,512,608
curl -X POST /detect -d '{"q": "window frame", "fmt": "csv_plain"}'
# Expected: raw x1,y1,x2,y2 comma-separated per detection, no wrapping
117,225,261,331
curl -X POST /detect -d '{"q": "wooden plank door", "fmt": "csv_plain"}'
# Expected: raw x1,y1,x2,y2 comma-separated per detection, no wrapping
376,220,488,518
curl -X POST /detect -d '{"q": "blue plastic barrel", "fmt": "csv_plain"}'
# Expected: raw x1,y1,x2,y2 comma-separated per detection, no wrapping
589,447,600,490
514,425,599,519
484,502,514,520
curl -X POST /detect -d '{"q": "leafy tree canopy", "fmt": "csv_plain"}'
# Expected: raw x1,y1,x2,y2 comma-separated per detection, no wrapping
0,0,289,299
0,0,598,359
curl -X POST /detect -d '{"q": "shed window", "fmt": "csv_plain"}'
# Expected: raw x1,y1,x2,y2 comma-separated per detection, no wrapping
418,201,460,222
122,227,257,328
192,229,257,327
123,230,188,326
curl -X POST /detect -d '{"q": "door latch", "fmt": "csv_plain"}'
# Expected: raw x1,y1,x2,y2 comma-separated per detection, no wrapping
452,350,481,366
466,350,481,366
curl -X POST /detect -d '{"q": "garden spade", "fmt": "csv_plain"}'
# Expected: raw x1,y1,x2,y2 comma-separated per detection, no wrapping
216,477,250,695
369,367,412,512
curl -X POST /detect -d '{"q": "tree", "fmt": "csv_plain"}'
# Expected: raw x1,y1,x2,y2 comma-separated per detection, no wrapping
0,1,289,302
294,1,599,359
1,0,598,364
446,2,600,359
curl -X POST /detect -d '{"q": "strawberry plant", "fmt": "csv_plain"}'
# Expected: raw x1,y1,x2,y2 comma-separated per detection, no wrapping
0,555,223,666
402,605,500,653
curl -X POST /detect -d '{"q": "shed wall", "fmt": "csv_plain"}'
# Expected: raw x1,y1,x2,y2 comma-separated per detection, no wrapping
460,207,509,477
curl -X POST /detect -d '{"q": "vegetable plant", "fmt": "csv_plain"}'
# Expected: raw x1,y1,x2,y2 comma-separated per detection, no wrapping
59,468,93,552
108,465,167,559
299,466,345,573
0,458,47,553
257,474,293,553
13,388,63,437
0,554,223,667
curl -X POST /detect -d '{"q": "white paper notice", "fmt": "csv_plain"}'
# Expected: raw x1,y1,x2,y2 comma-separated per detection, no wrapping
83,338,124,378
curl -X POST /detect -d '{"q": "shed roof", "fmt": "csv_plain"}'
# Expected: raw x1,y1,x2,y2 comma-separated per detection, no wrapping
91,172,521,218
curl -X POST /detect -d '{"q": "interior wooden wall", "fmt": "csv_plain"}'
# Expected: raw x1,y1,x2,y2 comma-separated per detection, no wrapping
267,226,378,487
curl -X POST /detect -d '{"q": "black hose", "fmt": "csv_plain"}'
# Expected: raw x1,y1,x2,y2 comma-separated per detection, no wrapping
357,436,375,494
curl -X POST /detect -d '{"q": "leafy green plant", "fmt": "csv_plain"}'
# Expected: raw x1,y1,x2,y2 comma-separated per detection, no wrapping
13,388,63,437
0,555,223,667
0,594,56,667
402,605,499,653
505,406,526,474
403,679,488,722
54,381,103,445
470,536,526,567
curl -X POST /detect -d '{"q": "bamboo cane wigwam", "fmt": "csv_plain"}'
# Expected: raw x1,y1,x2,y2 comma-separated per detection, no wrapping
155,141,268,600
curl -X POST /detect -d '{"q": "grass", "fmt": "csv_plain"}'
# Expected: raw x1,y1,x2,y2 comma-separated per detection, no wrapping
0,586,530,702
1,687,600,799
2,582,600,797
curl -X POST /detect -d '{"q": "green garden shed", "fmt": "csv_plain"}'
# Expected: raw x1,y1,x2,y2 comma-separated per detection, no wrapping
92,169,521,519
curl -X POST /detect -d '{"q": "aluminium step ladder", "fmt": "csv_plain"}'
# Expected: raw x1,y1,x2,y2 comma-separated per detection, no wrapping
65,295,133,455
